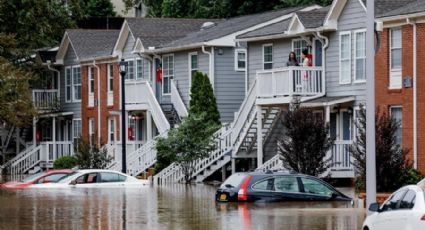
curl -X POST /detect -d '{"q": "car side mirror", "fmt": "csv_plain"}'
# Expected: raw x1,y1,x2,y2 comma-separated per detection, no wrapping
368,203,380,212
70,180,77,185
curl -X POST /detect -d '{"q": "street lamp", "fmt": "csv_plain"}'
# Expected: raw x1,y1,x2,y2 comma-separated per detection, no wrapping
119,59,128,174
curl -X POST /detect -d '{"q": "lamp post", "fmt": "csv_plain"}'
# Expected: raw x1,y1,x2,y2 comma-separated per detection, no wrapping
119,59,128,174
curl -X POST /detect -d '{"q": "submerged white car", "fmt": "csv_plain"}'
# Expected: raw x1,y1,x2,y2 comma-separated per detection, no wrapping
362,185,425,230
30,169,149,188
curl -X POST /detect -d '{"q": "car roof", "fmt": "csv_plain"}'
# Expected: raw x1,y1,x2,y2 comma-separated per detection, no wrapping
243,170,305,177
75,169,126,175
46,169,74,173
398,184,424,193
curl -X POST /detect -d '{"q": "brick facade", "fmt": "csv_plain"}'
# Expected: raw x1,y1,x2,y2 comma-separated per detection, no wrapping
375,24,425,173
81,62,121,146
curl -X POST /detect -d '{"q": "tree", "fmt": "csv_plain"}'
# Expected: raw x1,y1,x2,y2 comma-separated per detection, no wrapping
350,106,421,192
189,71,221,126
74,139,112,169
83,0,116,17
155,113,219,182
53,156,78,169
277,102,334,177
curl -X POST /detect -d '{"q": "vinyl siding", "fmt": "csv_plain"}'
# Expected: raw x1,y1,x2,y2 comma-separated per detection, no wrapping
325,0,366,105
60,46,81,118
214,47,246,123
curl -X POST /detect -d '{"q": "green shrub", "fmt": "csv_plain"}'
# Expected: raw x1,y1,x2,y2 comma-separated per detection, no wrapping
398,167,423,186
53,156,78,169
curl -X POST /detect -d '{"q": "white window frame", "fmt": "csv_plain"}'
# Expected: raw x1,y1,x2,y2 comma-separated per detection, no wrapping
390,106,403,146
72,118,82,141
88,117,95,144
389,27,402,89
108,117,116,143
354,29,366,83
125,59,135,80
262,44,273,70
162,54,174,95
65,67,72,103
107,64,114,106
339,31,352,85
292,39,308,64
88,67,94,107
136,58,144,80
234,49,247,71
188,52,198,90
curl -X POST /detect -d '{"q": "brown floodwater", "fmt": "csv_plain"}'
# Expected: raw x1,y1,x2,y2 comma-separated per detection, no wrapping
0,179,365,230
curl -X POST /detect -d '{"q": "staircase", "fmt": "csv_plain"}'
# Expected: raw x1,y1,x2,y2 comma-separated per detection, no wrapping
257,154,284,172
160,104,180,128
154,124,232,184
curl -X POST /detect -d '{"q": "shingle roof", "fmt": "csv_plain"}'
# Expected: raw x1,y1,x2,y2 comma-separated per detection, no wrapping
296,6,330,28
360,0,420,17
237,6,329,39
125,18,216,49
162,6,304,48
237,19,291,39
376,0,425,18
67,29,120,60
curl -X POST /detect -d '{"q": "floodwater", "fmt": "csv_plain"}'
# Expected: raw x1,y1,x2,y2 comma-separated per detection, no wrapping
0,180,365,230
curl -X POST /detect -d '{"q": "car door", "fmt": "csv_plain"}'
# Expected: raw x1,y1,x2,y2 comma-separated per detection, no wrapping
97,172,127,187
73,173,100,188
272,176,303,201
372,189,407,230
249,177,275,201
397,189,416,228
298,177,334,201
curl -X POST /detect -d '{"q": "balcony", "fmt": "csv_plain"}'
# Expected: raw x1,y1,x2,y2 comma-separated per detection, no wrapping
32,89,59,112
329,140,354,178
256,67,324,104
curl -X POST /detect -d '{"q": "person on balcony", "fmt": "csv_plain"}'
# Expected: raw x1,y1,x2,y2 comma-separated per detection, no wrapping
286,51,299,67
300,49,312,93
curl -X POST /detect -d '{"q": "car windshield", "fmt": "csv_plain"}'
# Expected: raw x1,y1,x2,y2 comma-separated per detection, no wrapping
21,172,45,182
220,173,246,189
56,172,78,183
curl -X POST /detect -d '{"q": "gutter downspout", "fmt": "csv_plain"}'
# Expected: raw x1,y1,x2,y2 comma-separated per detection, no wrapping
46,62,61,108
93,60,101,146
202,45,215,90
316,31,329,98
408,18,418,169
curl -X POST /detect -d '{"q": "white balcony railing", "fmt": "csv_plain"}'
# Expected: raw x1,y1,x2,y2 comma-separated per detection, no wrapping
329,140,353,171
256,67,324,98
171,80,188,119
32,89,59,111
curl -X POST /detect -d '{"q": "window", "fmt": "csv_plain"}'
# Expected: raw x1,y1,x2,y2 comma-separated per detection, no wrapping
136,59,143,80
75,173,98,184
274,176,299,193
340,32,351,84
109,118,115,143
72,66,81,101
301,177,333,197
220,173,246,189
162,55,174,94
189,52,198,88
354,30,366,81
390,27,402,88
382,189,406,211
89,118,95,145
88,67,94,94
73,119,82,143
293,40,308,63
399,190,416,209
390,106,403,146
342,111,352,141
100,172,126,183
126,60,135,80
65,67,72,102
263,44,273,70
235,49,246,71
36,173,69,184
252,178,274,191
108,64,114,92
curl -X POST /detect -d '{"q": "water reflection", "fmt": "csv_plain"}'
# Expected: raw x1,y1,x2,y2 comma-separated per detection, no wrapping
0,184,365,229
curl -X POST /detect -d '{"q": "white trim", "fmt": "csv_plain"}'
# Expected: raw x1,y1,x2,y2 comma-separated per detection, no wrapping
72,118,82,140
262,43,273,70
339,31,352,85
72,66,82,102
162,54,174,95
88,67,94,107
188,52,198,90
292,38,308,64
287,15,306,35
112,21,131,58
107,64,114,106
353,29,366,83
234,49,247,72
389,27,402,89
108,117,116,143
65,66,72,103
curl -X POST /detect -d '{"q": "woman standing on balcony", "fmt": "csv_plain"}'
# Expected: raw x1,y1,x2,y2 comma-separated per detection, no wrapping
301,49,311,93
286,52,299,67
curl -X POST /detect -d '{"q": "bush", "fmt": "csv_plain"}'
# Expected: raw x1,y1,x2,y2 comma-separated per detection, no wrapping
74,139,112,169
53,156,78,169
398,167,423,186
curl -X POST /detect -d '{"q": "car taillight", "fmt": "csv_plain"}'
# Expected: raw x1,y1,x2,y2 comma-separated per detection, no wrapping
238,175,252,201
421,214,425,221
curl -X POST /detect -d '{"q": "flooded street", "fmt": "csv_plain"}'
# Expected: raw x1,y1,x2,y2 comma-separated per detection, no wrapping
0,181,365,230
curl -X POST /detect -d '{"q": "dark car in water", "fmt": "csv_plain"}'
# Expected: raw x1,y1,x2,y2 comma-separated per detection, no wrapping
216,171,351,202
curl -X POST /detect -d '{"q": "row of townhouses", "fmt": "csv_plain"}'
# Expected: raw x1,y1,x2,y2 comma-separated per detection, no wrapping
2,0,425,183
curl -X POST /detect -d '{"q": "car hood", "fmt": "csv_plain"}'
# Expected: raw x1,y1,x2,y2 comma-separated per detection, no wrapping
1,181,29,188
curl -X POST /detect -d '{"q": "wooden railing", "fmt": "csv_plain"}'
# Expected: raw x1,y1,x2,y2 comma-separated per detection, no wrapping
32,89,59,111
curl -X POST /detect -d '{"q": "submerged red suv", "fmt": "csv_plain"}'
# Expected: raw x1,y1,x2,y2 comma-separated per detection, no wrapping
216,171,351,202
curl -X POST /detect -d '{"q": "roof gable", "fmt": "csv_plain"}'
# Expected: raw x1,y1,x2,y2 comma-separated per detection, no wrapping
56,32,79,65
324,0,366,29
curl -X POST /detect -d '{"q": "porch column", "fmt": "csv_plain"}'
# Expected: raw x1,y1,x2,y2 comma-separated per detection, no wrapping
256,105,263,167
325,105,330,124
221,166,226,182
52,117,56,161
33,118,37,146
231,158,236,174
146,110,152,141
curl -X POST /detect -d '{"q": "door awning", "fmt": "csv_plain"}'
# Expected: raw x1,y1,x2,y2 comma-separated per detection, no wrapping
302,96,356,107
